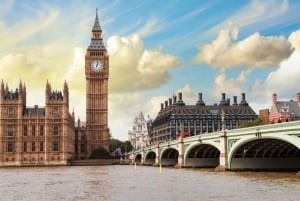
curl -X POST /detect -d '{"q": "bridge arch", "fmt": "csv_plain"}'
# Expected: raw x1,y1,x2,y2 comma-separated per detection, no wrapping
144,151,156,165
228,136,300,170
160,147,179,166
184,142,220,168
134,153,142,164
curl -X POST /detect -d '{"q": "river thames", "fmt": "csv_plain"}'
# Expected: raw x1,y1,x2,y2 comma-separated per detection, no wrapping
0,165,299,201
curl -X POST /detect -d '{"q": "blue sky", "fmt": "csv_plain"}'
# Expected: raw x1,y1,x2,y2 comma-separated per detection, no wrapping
1,0,300,140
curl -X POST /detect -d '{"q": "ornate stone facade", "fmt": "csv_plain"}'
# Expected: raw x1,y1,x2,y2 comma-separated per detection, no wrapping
85,10,110,155
0,81,75,166
128,112,151,149
0,10,110,165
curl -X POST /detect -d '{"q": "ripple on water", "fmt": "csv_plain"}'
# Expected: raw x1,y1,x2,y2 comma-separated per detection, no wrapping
0,166,299,201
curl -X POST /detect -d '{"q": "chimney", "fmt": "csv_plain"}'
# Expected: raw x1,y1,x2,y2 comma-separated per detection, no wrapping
239,93,248,106
242,93,246,101
196,92,205,106
233,96,237,105
177,92,185,106
227,98,230,105
199,92,203,101
165,101,168,108
178,92,183,101
169,98,172,106
272,93,277,104
220,92,227,106
173,95,177,104
160,103,164,110
222,93,226,101
297,93,300,104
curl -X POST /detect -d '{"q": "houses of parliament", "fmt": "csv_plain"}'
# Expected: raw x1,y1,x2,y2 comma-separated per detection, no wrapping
0,11,109,166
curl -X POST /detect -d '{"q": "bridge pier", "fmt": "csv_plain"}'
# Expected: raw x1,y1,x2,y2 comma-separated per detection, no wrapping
141,150,145,165
215,130,228,171
175,137,184,168
154,144,160,166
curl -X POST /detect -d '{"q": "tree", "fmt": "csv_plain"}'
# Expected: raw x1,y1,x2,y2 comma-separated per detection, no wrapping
89,147,111,159
238,118,263,128
109,139,133,154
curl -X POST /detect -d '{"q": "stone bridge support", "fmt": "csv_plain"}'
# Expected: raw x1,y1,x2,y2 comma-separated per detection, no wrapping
141,150,145,165
154,144,160,166
176,137,184,168
216,130,228,171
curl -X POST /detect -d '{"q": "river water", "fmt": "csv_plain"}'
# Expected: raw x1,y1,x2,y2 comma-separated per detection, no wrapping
0,165,299,201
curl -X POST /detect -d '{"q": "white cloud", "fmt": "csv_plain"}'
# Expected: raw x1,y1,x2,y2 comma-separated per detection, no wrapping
212,69,250,100
207,29,300,113
193,26,293,69
108,34,181,93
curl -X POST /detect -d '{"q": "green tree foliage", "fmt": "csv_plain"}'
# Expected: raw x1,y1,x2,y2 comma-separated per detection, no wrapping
109,139,133,153
238,118,263,128
89,147,111,159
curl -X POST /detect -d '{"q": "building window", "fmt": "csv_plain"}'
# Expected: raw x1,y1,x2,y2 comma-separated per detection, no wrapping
23,125,27,136
53,107,59,116
32,142,35,152
52,141,59,152
7,125,15,136
7,142,14,152
23,142,27,152
8,107,14,116
40,126,44,136
80,144,85,153
53,125,59,136
32,125,35,136
40,142,44,152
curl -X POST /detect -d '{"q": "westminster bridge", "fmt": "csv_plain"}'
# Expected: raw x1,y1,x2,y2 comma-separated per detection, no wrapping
131,121,300,170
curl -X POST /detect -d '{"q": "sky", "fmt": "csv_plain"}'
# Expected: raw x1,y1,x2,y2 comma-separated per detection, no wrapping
1,0,300,141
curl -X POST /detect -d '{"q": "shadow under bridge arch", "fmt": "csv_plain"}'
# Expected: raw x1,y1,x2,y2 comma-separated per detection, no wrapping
144,151,156,165
230,138,300,170
185,143,220,168
134,154,142,164
160,148,178,166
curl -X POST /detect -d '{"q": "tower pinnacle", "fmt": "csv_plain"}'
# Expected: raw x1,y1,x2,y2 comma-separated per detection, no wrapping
93,8,101,31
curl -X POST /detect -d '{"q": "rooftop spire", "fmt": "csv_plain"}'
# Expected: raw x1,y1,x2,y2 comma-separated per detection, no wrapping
93,8,101,31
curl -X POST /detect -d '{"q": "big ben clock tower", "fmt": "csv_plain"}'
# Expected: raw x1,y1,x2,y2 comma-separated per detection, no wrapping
85,9,109,155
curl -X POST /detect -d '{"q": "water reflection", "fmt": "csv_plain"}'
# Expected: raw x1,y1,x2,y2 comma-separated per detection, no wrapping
0,166,299,201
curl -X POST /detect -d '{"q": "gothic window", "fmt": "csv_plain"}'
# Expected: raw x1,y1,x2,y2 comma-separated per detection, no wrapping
7,141,14,152
40,126,44,136
53,107,59,116
32,142,35,152
40,142,44,152
80,144,85,153
23,142,27,152
8,107,14,116
23,125,27,136
52,141,59,152
32,125,35,136
53,125,59,136
7,125,14,136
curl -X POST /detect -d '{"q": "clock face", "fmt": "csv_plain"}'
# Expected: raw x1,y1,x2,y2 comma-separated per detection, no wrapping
91,60,103,72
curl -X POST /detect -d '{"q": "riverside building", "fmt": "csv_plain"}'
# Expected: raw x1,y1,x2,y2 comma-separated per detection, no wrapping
128,112,151,149
149,92,257,145
0,10,110,166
